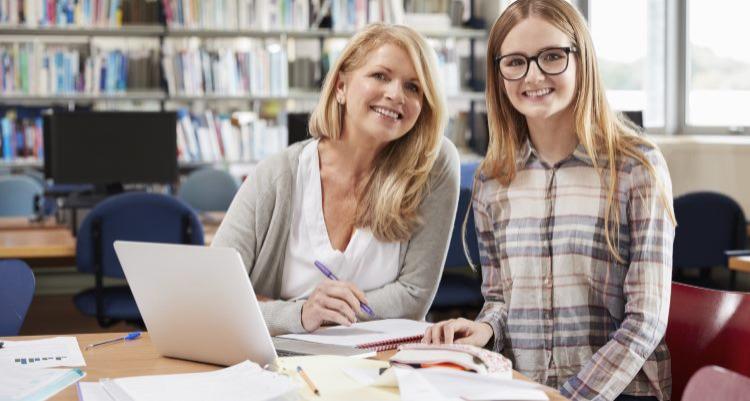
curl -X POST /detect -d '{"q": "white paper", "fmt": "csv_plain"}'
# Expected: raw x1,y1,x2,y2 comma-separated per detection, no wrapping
100,360,297,401
78,382,115,401
0,337,86,368
395,368,451,401
278,319,431,348
413,368,548,401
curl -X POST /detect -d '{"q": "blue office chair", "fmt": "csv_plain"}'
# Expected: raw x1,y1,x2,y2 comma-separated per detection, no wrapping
431,161,483,312
0,175,43,217
74,192,204,327
673,191,747,289
0,259,36,336
178,168,239,212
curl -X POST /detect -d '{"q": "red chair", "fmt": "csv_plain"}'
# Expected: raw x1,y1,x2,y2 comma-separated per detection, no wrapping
666,283,750,401
682,366,750,401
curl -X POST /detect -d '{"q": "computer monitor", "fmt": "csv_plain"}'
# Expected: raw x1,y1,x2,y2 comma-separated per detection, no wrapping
44,112,178,190
622,110,644,130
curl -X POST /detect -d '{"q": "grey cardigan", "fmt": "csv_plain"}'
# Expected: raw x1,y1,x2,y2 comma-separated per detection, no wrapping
212,137,460,335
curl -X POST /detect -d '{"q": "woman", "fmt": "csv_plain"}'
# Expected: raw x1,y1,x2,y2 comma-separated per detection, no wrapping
213,24,460,336
423,2,675,401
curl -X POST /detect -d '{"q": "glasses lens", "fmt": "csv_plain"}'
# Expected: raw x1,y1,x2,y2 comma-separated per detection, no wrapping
538,48,569,74
499,55,528,80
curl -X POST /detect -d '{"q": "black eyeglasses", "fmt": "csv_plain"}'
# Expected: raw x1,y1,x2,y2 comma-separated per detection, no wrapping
494,46,578,81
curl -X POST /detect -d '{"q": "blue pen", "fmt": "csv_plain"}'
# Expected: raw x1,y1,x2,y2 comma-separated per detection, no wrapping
85,332,141,350
313,260,375,318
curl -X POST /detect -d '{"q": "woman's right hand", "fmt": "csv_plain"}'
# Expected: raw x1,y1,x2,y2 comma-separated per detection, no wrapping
422,318,494,347
301,280,368,332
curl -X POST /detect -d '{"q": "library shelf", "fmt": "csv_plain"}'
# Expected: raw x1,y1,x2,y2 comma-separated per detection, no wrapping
0,91,167,104
164,27,486,39
0,25,165,37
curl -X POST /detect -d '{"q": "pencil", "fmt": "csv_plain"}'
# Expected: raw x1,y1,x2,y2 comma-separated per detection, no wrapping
296,365,320,396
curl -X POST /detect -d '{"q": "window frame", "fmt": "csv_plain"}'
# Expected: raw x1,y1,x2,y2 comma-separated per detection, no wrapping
576,0,743,136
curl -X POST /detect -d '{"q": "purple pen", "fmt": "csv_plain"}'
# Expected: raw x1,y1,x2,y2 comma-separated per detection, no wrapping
313,260,375,317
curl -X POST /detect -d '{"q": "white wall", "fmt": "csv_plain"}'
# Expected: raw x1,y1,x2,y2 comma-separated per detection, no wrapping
650,135,750,216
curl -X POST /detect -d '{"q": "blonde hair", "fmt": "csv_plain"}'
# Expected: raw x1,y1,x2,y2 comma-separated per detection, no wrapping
477,0,675,263
308,23,447,242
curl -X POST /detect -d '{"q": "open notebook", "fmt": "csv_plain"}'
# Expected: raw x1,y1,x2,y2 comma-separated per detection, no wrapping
278,319,432,352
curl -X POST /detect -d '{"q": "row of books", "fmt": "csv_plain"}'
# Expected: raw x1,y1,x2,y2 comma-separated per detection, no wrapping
155,0,406,31
162,38,288,96
0,111,44,161
0,41,161,95
176,108,287,163
0,0,159,27
330,0,404,32
163,0,310,30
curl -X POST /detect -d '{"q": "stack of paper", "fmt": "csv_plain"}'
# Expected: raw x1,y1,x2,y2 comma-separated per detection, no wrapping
344,365,549,401
77,361,297,401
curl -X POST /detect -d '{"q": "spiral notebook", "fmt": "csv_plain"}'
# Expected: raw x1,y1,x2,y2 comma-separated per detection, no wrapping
278,319,432,352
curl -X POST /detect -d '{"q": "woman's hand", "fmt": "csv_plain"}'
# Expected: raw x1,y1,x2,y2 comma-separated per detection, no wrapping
301,280,368,332
422,318,494,347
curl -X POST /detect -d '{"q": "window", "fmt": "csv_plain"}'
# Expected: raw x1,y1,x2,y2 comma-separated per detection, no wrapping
588,0,666,127
687,0,750,127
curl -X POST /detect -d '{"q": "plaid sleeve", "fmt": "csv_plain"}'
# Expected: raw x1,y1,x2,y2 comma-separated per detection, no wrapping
473,180,509,351
560,150,675,400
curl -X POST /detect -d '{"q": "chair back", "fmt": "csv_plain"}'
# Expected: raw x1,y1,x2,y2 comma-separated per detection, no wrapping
0,259,36,336
666,282,750,401
178,168,239,212
444,187,480,269
76,192,204,279
673,191,746,269
0,175,43,217
682,366,750,401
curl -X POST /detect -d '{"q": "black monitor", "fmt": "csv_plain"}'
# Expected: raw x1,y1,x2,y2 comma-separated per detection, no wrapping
44,112,178,190
622,110,644,130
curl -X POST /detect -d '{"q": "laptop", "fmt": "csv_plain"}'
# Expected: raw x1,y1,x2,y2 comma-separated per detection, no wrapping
113,241,375,367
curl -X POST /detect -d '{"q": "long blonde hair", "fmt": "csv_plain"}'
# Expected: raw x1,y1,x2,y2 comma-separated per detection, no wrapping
308,23,447,242
479,0,675,262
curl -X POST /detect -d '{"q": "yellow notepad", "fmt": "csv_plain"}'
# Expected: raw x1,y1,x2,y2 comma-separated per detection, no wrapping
278,355,399,401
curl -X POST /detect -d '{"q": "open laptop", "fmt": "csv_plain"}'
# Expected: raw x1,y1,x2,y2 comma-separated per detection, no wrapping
113,241,375,367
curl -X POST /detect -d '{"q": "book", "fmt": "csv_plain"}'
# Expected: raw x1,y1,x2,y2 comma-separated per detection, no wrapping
278,319,432,352
0,367,85,401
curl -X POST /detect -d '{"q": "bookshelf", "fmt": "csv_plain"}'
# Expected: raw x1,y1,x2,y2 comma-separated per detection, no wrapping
0,0,488,174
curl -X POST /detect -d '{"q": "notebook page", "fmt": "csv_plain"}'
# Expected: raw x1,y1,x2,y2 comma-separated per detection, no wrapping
102,361,297,401
278,319,432,348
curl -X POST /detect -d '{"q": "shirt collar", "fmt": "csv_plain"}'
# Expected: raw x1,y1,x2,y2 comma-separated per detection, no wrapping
518,138,607,168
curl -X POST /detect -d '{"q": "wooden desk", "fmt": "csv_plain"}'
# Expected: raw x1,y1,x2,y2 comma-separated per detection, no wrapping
4,332,568,401
729,255,750,273
0,215,221,265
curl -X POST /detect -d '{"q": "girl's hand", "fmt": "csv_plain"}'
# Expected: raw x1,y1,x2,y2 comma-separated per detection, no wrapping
422,318,494,347
301,280,368,332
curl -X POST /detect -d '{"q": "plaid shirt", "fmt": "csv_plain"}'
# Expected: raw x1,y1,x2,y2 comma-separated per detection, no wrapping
474,140,674,401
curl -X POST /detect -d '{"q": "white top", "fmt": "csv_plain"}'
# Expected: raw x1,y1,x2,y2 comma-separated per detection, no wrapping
280,140,400,300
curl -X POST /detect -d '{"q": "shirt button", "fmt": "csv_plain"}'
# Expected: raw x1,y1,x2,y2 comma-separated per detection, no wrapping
544,276,551,286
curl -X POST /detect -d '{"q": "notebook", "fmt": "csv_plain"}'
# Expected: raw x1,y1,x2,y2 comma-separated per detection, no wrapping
278,319,432,352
